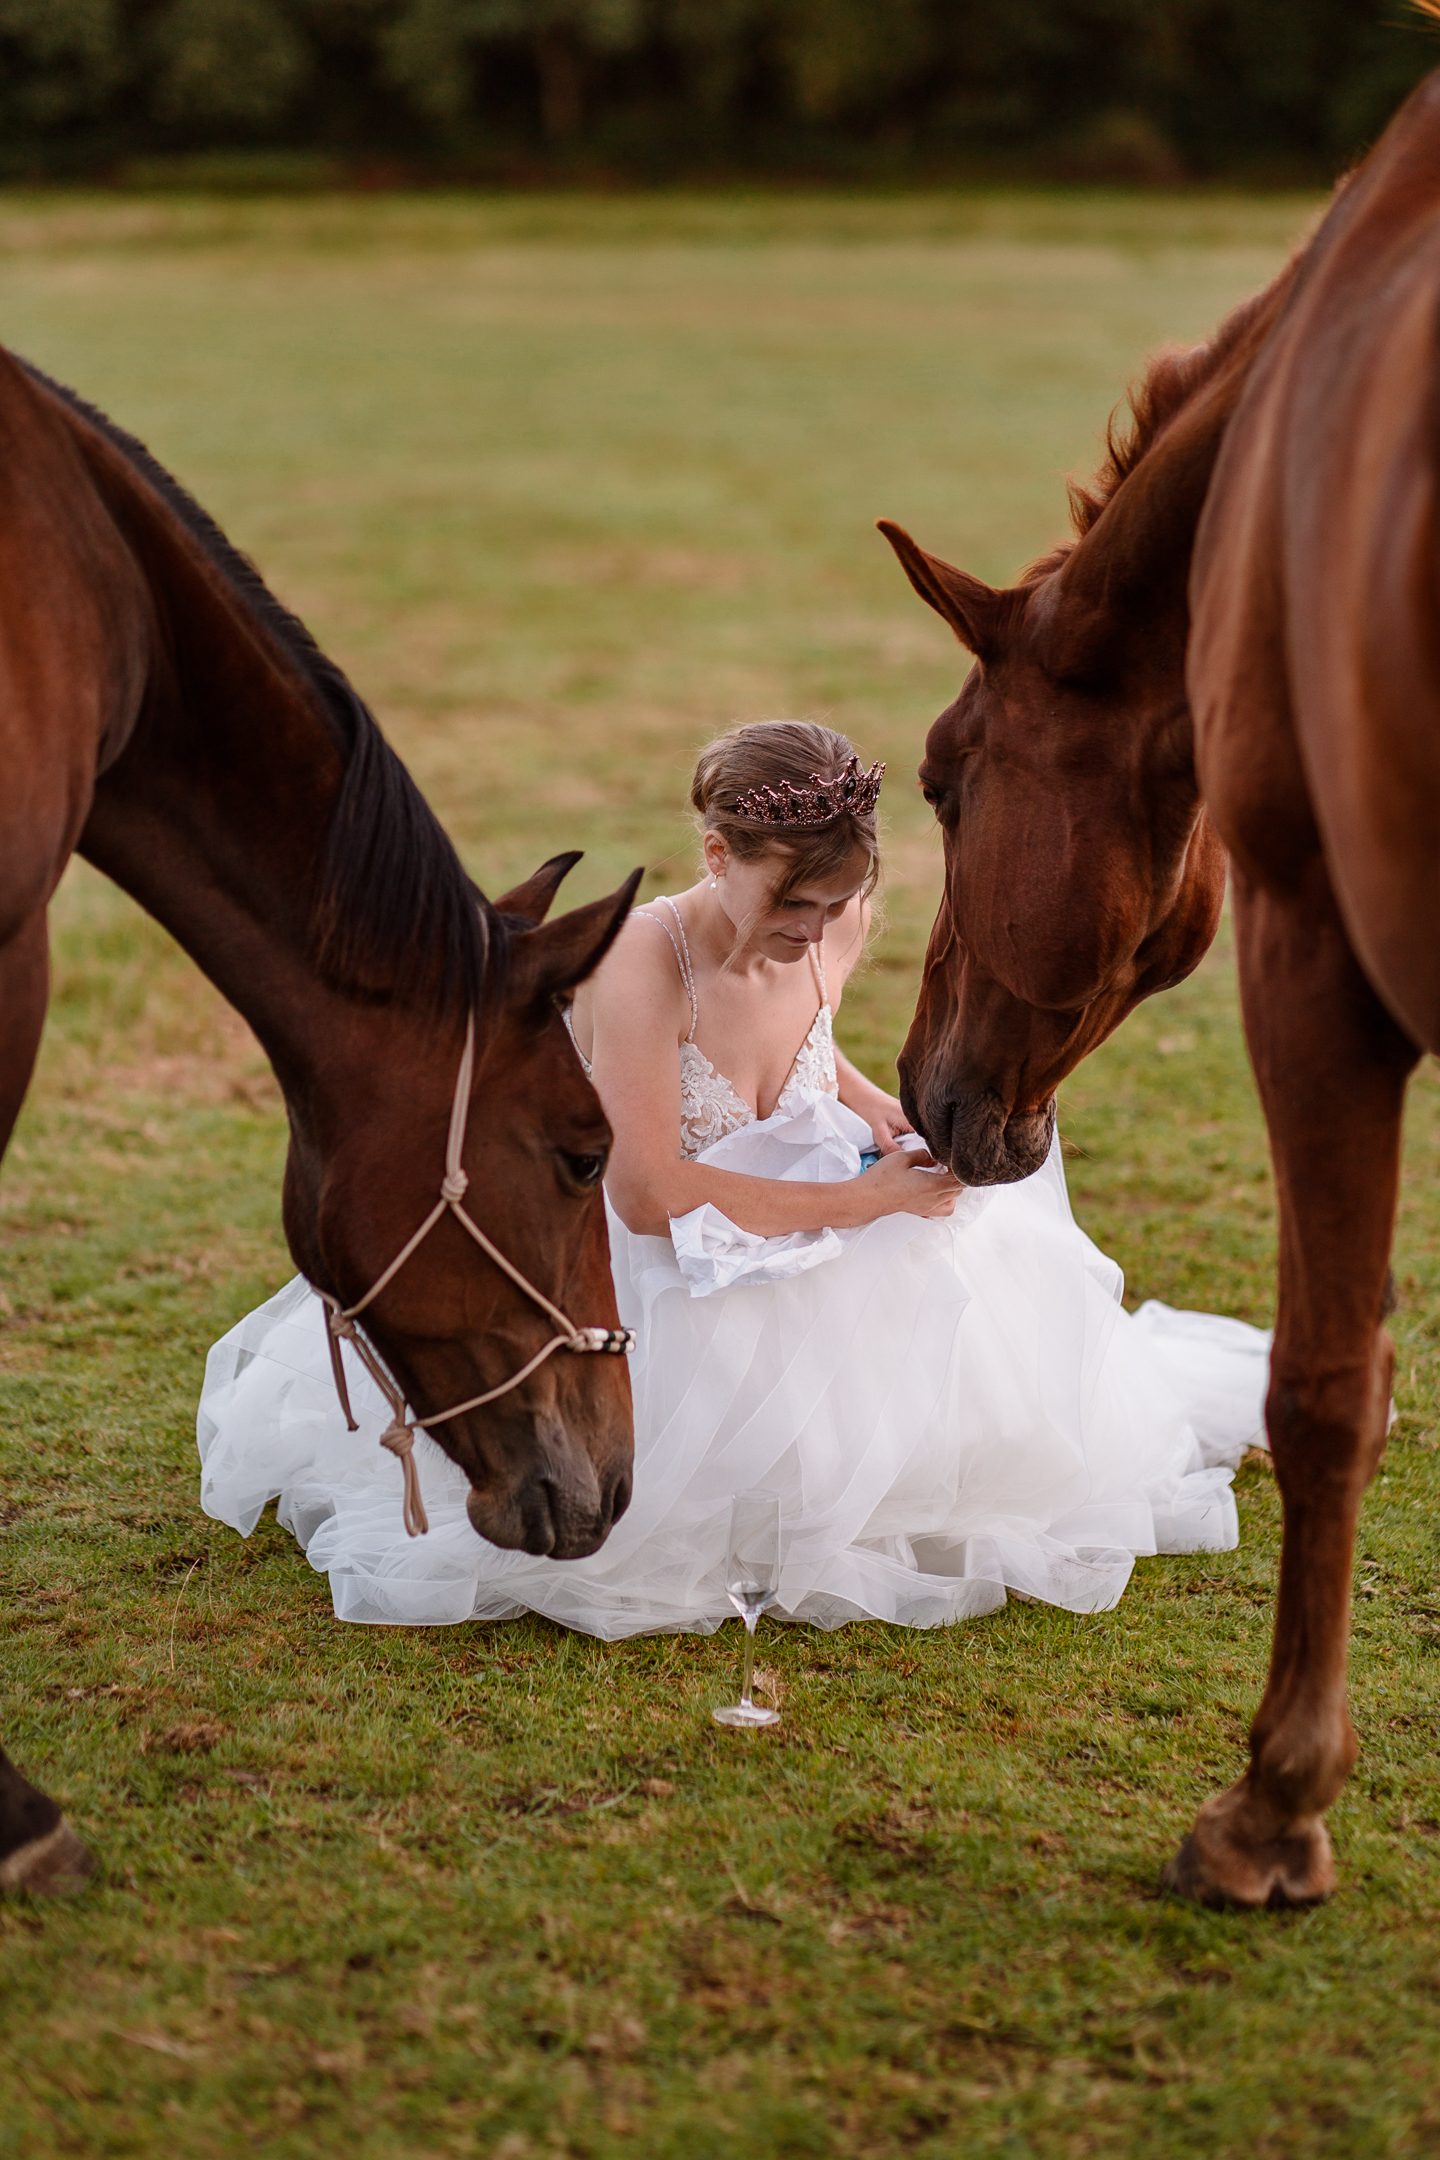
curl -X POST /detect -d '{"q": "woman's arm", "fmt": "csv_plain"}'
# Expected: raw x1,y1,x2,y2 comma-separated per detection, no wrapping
834,1048,915,1154
586,917,957,1238
825,899,916,1154
608,1133,952,1240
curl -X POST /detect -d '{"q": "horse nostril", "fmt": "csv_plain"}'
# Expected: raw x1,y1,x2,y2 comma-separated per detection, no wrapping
609,1471,633,1526
520,1478,559,1556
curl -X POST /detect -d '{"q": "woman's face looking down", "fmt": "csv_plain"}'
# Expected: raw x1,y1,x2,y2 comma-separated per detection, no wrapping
700,831,872,962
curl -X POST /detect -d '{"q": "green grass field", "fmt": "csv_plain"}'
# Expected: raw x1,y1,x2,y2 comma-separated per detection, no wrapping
3,189,1440,2158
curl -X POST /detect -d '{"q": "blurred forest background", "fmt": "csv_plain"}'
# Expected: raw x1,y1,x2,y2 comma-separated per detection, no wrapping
2,0,1438,186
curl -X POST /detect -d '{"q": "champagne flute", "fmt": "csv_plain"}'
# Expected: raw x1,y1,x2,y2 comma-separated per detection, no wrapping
713,1490,782,1729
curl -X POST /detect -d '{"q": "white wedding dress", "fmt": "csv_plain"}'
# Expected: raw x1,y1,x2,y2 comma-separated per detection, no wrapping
198,901,1271,1637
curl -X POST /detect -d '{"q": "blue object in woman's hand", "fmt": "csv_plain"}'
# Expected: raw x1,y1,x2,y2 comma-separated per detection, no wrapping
858,1147,882,1172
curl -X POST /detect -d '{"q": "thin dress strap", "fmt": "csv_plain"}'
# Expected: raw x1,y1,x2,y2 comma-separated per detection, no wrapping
808,936,828,1004
635,897,699,1042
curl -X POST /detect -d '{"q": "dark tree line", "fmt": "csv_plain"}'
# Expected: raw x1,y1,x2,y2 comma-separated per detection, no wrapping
2,0,1437,180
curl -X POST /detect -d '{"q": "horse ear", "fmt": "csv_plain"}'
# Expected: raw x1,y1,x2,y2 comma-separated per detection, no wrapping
876,519,1005,659
494,851,584,925
517,869,643,1007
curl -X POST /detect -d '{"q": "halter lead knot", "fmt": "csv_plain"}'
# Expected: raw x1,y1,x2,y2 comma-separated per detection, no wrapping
379,1420,429,1539
314,1012,635,1540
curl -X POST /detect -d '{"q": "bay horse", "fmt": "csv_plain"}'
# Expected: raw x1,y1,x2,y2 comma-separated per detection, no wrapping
879,69,1440,1907
0,352,639,1894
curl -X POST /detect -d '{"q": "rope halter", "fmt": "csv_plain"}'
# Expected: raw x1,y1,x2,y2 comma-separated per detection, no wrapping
315,1011,633,1539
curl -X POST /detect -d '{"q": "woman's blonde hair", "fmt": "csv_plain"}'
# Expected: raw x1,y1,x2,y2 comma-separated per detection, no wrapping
690,720,882,908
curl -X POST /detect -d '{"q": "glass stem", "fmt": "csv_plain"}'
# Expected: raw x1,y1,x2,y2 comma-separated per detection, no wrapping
739,1615,758,1708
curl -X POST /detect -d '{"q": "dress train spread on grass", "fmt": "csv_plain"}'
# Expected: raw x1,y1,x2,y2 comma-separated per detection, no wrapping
198,907,1271,1637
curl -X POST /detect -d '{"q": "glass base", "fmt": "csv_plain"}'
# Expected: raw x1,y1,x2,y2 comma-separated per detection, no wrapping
713,1702,781,1729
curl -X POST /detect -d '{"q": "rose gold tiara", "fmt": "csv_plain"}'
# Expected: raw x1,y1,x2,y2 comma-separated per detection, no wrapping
731,754,885,827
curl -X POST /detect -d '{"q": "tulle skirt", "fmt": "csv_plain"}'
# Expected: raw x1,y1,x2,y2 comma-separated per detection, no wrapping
197,1104,1270,1637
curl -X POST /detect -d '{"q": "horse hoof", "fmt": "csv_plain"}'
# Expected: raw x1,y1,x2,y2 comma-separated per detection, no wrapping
0,1818,95,1896
1160,1803,1336,1910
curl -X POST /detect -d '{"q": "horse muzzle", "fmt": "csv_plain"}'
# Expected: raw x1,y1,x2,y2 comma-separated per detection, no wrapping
464,1417,633,1558
917,1086,1057,1186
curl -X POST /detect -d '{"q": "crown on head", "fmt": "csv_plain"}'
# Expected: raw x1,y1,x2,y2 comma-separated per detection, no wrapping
732,754,885,828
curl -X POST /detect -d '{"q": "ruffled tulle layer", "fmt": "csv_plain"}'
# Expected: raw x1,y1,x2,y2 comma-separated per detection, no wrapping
198,1116,1270,1637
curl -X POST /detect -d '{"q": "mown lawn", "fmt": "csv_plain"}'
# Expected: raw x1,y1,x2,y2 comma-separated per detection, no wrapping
2,188,1439,2159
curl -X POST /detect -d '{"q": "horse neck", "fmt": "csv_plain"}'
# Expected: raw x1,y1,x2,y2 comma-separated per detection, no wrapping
1042,263,1303,684
65,410,432,1117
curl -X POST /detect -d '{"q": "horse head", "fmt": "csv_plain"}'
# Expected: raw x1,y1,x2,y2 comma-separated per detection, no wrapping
879,518,1226,1185
284,856,641,1561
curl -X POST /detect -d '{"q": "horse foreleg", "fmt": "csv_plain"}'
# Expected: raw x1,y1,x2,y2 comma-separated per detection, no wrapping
0,904,49,1148
0,909,93,1893
1163,863,1417,1908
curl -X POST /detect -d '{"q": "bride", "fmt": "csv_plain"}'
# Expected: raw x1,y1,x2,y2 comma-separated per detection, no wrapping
198,721,1270,1635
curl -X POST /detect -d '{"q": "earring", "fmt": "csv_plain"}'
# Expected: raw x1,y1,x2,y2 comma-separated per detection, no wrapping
709,873,719,889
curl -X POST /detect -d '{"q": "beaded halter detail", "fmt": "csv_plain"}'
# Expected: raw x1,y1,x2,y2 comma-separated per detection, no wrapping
732,753,884,828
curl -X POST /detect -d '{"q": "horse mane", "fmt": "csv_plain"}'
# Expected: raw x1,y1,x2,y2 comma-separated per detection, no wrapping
1022,273,1302,585
20,358,499,1021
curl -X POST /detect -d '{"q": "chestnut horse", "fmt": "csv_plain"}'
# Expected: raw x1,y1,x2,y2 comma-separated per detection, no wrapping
0,353,639,1894
879,71,1440,1907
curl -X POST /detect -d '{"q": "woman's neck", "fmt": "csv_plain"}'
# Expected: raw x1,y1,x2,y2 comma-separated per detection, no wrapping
675,880,808,984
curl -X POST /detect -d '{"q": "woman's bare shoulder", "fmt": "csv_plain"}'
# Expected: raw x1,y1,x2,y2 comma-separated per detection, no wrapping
592,906,691,1011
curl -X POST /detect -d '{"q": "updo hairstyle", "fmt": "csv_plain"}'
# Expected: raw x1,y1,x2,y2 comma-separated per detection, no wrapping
690,720,882,910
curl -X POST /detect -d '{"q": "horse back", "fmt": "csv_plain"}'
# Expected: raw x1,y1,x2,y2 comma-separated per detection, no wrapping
1189,70,1440,1051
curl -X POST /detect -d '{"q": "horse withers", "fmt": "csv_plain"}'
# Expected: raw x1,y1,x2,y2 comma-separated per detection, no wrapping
0,353,638,1893
879,69,1440,1908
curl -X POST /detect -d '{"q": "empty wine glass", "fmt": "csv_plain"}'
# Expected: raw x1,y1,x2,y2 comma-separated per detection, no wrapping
713,1489,782,1729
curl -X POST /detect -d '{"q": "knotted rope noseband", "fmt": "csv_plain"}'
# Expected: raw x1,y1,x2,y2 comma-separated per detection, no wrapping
316,1012,633,1539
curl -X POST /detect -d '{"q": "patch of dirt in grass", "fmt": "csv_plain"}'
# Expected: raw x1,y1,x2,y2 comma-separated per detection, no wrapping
832,1799,939,1869
824,1897,914,1946
675,1926,781,2016
96,1010,279,1112
152,1719,228,1755
0,1340,47,1374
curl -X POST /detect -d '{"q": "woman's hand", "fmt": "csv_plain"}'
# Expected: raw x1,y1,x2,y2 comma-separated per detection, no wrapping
856,1147,964,1221
846,1075,911,1157
865,1094,914,1154
838,1068,915,1154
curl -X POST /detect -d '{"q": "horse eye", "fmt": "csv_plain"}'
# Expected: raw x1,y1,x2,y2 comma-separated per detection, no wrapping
560,1150,607,1189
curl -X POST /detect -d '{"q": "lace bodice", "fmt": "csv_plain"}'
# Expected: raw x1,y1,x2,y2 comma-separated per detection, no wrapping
677,1005,837,1158
566,894,838,1160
